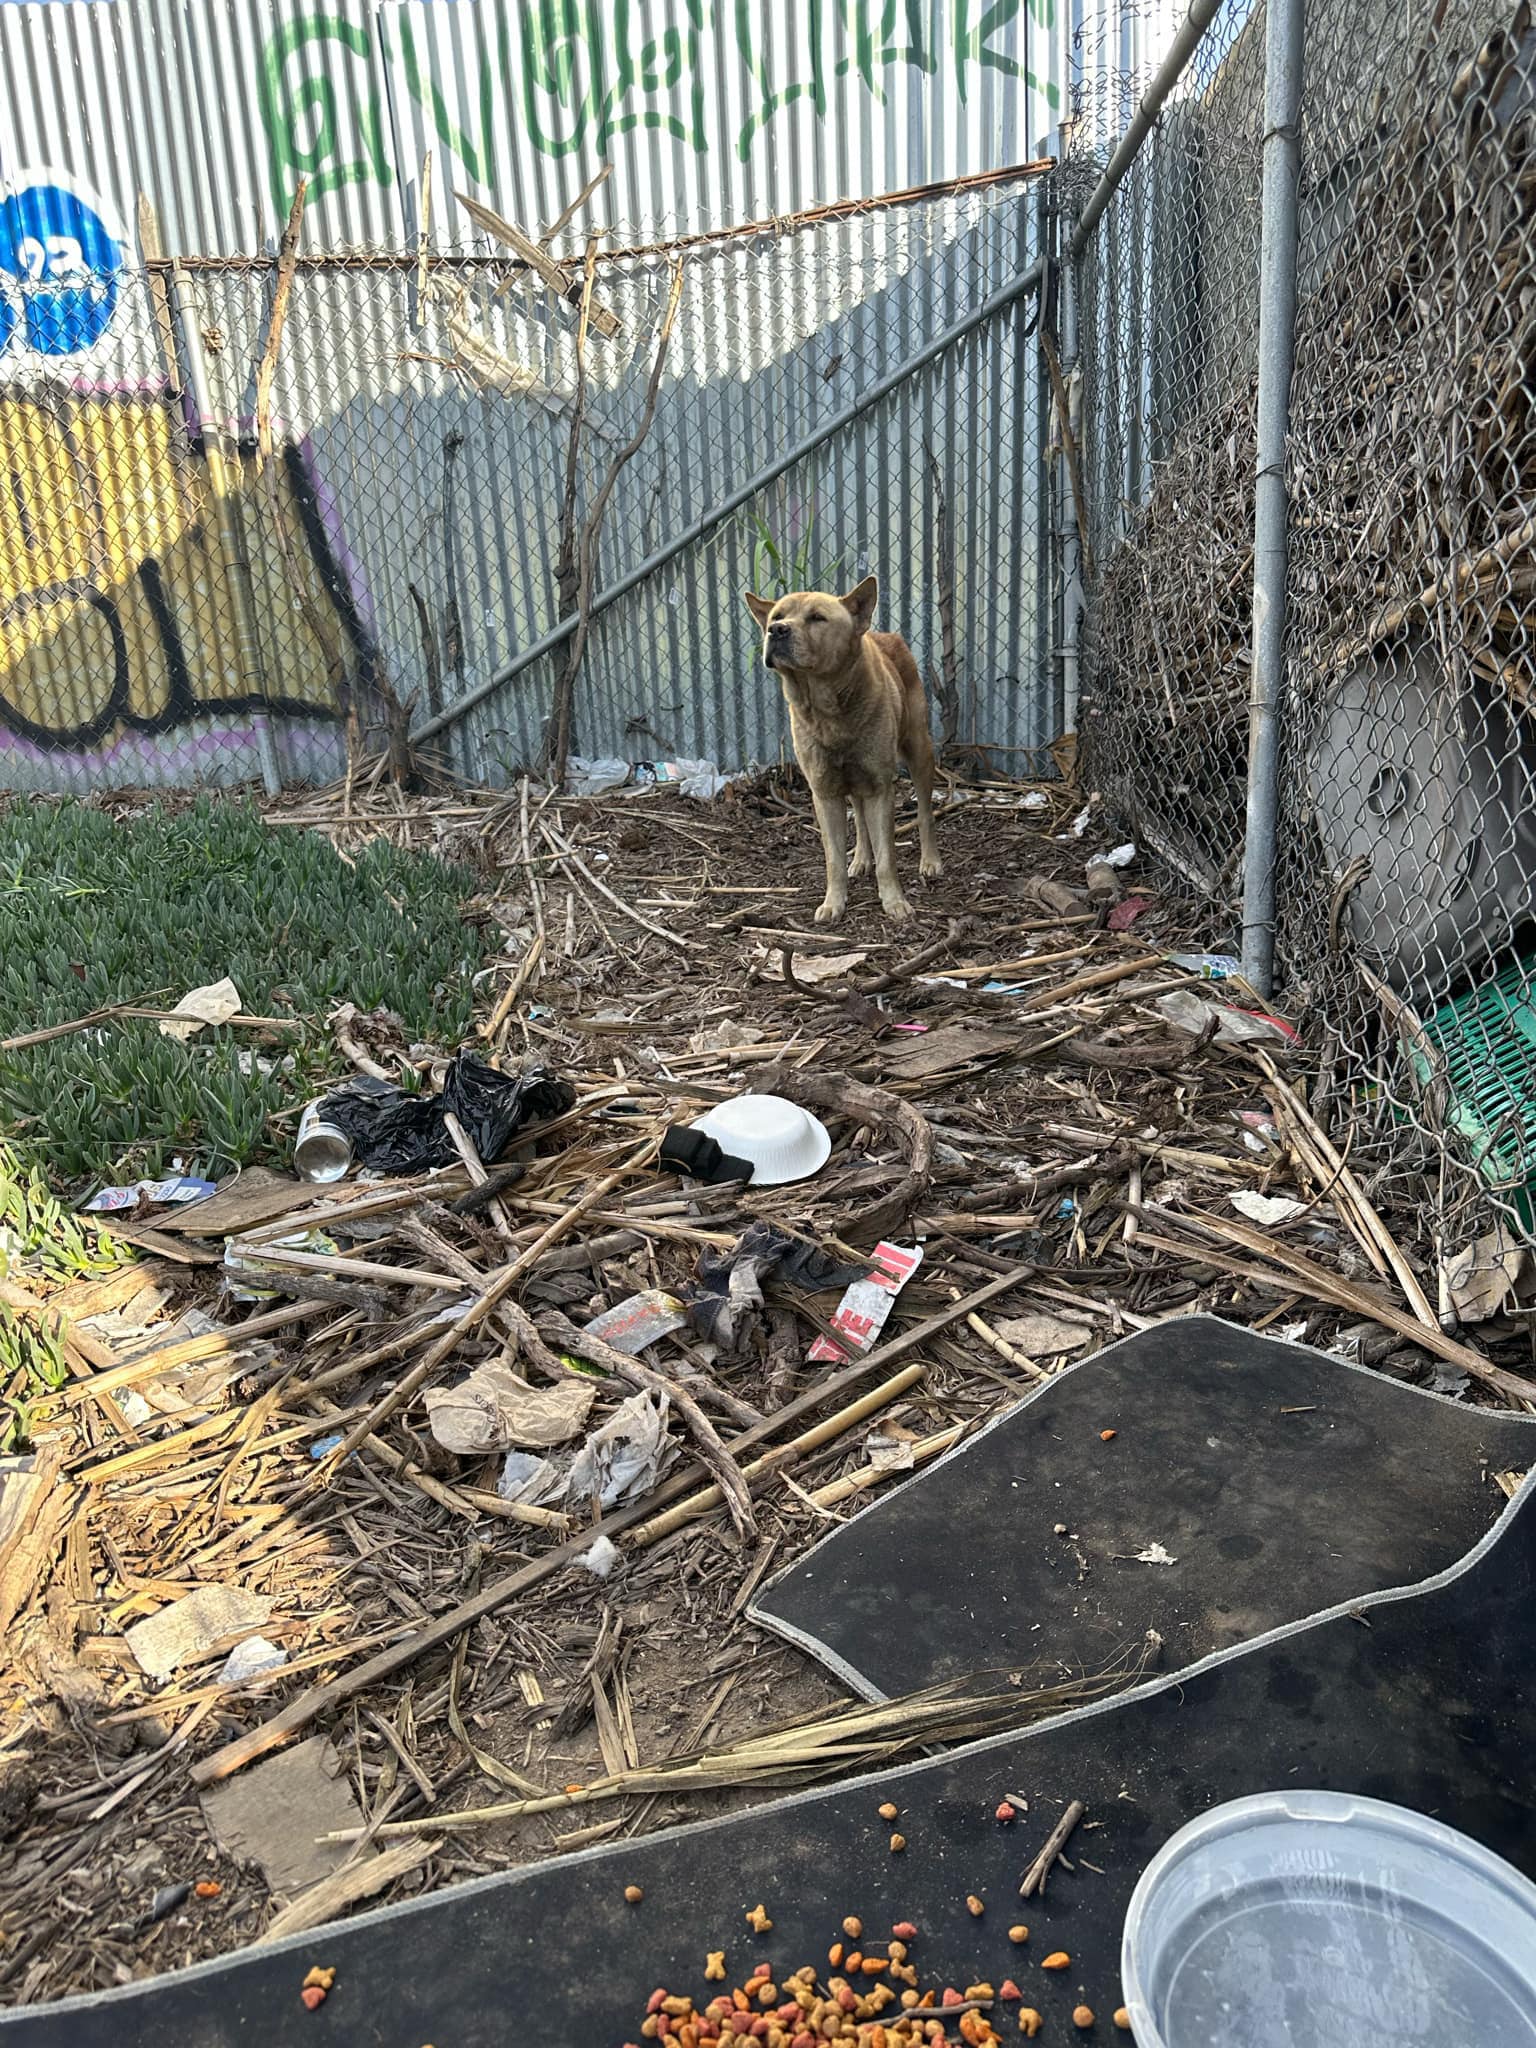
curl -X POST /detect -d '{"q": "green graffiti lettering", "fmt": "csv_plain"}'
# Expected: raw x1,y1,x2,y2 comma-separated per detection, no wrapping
954,0,1060,107
258,3,1058,207
397,12,493,186
258,15,391,219
734,0,829,158
836,1,937,101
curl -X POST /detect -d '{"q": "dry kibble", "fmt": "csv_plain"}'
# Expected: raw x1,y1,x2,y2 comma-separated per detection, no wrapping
828,1942,844,1967
1074,2006,1096,2030
705,1954,726,1981
1008,1925,1030,1944
625,1884,645,1904
300,1988,326,2012
995,1801,1017,1824
1042,1952,1071,1971
966,1894,985,1917
1019,2013,1044,2039
890,1832,907,1852
879,1802,900,1821
893,1921,918,1940
746,1903,773,1933
302,1968,336,1992
1113,2010,1132,2032
843,1916,864,1939
1099,1429,1117,1442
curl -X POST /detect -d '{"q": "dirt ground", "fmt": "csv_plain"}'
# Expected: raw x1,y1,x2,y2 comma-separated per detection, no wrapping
3,768,1529,2008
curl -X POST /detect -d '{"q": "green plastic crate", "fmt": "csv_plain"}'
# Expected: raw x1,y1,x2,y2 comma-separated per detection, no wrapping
1410,954,1536,1223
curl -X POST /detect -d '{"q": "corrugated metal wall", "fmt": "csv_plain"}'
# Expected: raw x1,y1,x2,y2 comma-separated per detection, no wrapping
0,1,1116,790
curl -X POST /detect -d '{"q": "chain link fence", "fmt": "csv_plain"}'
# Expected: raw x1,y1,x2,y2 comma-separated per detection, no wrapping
0,171,1054,798
1079,0,1536,1265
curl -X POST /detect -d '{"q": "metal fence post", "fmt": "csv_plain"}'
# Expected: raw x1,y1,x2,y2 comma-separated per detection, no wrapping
1241,0,1307,994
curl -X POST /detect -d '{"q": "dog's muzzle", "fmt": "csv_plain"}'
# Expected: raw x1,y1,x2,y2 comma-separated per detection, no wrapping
765,626,793,670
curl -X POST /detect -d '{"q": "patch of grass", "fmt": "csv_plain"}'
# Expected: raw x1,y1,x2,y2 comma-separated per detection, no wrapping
743,504,847,599
0,798,482,1188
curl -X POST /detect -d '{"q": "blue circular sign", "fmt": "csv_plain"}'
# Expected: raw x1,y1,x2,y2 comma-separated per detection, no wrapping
0,185,122,355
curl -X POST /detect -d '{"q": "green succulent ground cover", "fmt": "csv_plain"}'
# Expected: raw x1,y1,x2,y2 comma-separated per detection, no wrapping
0,797,482,1189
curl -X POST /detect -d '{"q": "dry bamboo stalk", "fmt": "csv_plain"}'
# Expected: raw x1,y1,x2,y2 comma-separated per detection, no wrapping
807,1421,965,1507
627,1363,924,1545
225,1245,470,1292
1021,953,1166,1012
62,1300,334,1404
1138,1206,1536,1405
1255,1052,1439,1334
480,932,546,1044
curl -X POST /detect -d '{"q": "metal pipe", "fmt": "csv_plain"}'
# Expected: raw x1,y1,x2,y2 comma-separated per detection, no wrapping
413,257,1046,745
169,265,284,797
1069,0,1227,260
1059,238,1083,733
1241,0,1306,994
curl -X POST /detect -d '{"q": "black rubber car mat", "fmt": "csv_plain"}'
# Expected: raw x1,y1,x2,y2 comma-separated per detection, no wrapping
5,1473,1535,2043
750,1313,1536,1697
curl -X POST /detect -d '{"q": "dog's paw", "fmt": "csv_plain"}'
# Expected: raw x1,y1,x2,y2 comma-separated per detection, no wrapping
881,893,914,924
919,854,945,881
814,895,847,926
848,851,871,879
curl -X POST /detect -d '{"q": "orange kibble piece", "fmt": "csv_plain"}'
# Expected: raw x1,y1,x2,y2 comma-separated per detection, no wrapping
829,1943,844,1967
300,1987,326,2011
1099,1429,1117,1442
194,1881,221,1899
1000,1981,1022,2002
889,1832,906,1853
1008,1925,1030,1944
1074,2007,1095,2030
565,1782,583,1794
879,1802,900,1821
843,1916,863,1939
1019,2014,1043,2039
1113,2012,1132,2032
966,1894,985,1917
861,1958,888,1977
846,1953,863,1973
893,1921,918,1940
1042,1952,1071,1971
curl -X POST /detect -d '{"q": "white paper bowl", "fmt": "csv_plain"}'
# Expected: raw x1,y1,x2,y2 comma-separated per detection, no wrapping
690,1094,832,1186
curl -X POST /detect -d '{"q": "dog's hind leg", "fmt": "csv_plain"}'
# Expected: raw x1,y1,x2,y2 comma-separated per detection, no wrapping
811,786,851,925
849,798,872,878
906,725,944,880
856,791,913,923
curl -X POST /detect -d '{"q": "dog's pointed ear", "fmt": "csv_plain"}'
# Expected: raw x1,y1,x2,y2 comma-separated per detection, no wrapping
841,575,878,634
743,591,774,630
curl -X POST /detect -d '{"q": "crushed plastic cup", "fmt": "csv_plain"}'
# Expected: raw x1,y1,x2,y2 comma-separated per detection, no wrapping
690,1094,832,1186
1122,1790,1536,2048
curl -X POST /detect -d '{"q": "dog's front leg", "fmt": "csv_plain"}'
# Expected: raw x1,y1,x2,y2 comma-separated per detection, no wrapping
857,791,913,923
810,786,850,924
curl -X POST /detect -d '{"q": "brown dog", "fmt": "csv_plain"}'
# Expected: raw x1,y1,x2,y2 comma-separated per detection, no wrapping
744,576,942,924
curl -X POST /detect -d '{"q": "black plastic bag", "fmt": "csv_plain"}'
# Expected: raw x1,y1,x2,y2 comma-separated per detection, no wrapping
315,1055,573,1174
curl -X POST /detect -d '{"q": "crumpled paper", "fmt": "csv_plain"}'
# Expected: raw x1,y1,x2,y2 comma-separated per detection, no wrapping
567,1390,676,1507
159,976,243,1041
424,1363,595,1455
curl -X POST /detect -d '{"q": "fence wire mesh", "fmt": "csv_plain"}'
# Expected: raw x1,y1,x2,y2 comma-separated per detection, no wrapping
1079,0,1536,1273
0,173,1052,798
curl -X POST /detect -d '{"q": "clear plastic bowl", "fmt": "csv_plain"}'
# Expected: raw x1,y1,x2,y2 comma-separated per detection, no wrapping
1122,1790,1536,2047
690,1094,831,1186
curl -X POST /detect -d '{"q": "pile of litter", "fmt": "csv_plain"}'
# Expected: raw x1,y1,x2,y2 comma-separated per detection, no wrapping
2,769,1529,2010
